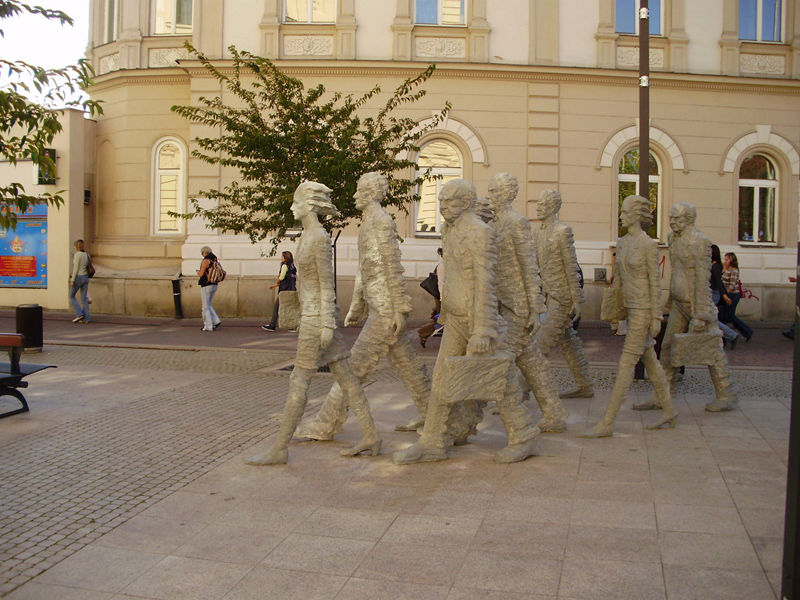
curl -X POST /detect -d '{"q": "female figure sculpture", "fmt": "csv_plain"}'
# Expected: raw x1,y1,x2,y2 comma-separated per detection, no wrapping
246,181,381,464
579,195,676,438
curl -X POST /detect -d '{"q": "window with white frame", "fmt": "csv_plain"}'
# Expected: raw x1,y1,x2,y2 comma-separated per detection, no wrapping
415,0,465,25
284,0,336,23
738,153,777,244
152,139,185,234
617,148,661,239
154,0,193,35
739,0,785,42
416,140,462,236
102,0,120,44
615,0,662,35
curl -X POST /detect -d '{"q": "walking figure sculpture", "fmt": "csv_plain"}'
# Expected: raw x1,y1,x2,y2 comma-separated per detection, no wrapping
393,179,540,464
634,201,738,413
579,195,676,437
296,172,431,440
245,181,380,465
533,189,594,399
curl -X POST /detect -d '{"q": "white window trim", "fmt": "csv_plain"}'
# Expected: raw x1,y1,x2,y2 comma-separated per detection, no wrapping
738,176,779,245
283,0,337,23
617,152,663,239
415,166,462,238
153,0,193,35
414,0,467,27
741,0,787,43
103,0,120,44
151,137,187,237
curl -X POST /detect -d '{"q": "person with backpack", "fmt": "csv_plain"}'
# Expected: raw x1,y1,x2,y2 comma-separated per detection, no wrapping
69,239,92,323
262,251,297,332
197,246,222,332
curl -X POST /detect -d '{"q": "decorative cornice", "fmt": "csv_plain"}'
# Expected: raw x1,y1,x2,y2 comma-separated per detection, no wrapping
91,60,800,96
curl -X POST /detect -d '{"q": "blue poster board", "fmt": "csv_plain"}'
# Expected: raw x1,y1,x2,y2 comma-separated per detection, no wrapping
0,221,48,288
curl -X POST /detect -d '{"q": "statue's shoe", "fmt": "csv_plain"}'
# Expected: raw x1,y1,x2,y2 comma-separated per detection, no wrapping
494,438,537,463
537,415,567,433
559,386,594,399
295,422,336,441
704,398,738,412
244,446,288,465
340,438,381,457
577,422,614,438
393,442,447,465
394,415,425,432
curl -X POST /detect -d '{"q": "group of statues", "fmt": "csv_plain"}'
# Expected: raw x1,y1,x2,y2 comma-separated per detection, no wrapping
245,171,737,467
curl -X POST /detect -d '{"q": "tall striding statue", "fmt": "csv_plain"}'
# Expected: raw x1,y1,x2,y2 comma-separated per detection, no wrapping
533,189,594,399
296,172,431,440
579,195,675,437
245,181,380,465
635,201,738,412
393,179,540,465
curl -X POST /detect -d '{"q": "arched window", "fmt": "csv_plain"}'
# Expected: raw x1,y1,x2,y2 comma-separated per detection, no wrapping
152,139,186,235
617,148,661,239
738,153,777,243
415,140,462,236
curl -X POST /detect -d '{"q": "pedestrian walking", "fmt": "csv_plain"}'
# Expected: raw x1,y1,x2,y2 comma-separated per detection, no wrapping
69,239,91,323
710,245,739,348
262,251,297,332
721,251,753,341
197,246,222,332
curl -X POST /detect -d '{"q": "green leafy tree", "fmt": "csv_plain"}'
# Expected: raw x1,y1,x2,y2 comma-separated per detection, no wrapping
172,44,450,252
0,0,102,229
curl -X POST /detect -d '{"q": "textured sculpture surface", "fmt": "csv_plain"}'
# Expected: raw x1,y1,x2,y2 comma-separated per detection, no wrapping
640,201,737,412
579,195,675,438
295,172,431,440
393,179,540,465
533,189,594,399
245,181,380,465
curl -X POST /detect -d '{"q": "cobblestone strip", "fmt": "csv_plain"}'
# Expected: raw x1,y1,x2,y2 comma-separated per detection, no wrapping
0,371,331,596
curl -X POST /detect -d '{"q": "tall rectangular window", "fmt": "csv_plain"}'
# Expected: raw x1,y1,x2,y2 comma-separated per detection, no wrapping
615,0,662,35
739,0,784,42
284,0,336,23
103,0,119,44
415,0,465,25
154,0,193,35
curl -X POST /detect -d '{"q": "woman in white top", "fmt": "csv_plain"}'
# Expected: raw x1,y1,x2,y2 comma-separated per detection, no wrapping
69,239,90,323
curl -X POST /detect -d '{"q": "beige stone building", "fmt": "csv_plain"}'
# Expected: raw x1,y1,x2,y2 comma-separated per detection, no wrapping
70,0,800,319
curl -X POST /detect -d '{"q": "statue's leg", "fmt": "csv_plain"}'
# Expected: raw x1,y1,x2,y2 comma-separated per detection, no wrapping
579,351,638,438
517,344,567,433
387,335,432,431
245,366,314,465
493,369,540,463
532,303,561,358
329,358,381,456
641,346,677,430
705,347,739,412
559,327,594,398
634,308,682,411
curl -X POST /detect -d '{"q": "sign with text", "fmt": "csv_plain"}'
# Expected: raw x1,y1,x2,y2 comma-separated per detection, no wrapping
0,221,48,288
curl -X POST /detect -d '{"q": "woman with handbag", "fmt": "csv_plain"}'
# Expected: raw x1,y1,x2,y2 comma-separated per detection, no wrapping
721,252,753,341
262,251,297,332
69,239,91,323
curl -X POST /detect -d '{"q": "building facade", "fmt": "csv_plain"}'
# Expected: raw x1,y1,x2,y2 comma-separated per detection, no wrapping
76,0,800,320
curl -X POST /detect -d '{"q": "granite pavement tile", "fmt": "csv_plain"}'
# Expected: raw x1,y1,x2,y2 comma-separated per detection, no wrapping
381,514,482,547
220,566,346,600
5,583,114,600
293,506,397,541
259,533,374,577
93,515,207,555
472,520,568,558
663,565,776,600
121,555,252,600
655,503,748,535
558,556,666,600
354,541,469,586
659,531,763,571
454,549,562,596
571,498,656,530
334,577,450,600
565,525,660,563
173,523,285,564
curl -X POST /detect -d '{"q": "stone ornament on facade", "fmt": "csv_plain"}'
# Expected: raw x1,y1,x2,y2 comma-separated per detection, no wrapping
616,46,664,69
283,36,335,56
634,201,738,413
533,189,594,399
393,179,540,465
97,53,120,75
245,181,380,466
415,37,467,59
740,54,785,75
147,48,192,68
295,172,431,441
579,195,675,438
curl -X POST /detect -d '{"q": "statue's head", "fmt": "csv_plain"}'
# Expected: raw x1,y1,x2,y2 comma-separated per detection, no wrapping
354,172,388,211
439,179,476,224
475,196,494,223
620,195,653,231
669,201,696,234
537,189,562,220
487,173,518,212
292,181,339,221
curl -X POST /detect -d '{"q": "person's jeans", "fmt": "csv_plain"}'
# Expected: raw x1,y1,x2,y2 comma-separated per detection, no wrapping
269,296,280,327
201,284,220,330
69,275,90,320
720,292,754,339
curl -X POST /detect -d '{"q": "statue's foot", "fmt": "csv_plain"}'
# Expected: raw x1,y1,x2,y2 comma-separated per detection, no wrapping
646,413,677,430
577,422,614,438
536,415,567,433
494,438,537,463
559,386,594,399
295,421,336,441
705,398,738,412
340,437,381,457
244,445,288,465
632,401,661,411
394,415,425,432
393,442,447,465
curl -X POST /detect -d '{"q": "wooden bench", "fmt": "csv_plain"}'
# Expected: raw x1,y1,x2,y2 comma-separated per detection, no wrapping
0,333,56,419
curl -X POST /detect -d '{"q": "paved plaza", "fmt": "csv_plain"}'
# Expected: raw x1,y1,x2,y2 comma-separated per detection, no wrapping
0,314,793,599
